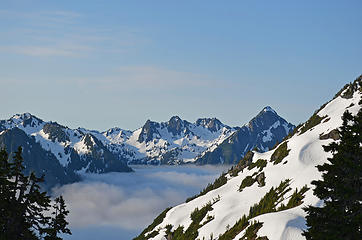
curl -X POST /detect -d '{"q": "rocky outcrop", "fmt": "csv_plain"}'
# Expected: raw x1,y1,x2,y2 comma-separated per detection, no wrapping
319,129,340,140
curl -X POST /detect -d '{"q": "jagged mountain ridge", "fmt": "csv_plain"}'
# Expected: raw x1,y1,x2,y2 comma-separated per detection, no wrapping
93,107,294,165
135,76,361,240
0,113,133,188
0,106,294,188
123,116,235,164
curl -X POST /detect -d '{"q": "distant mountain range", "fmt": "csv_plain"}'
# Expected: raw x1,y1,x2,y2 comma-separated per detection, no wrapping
0,107,294,188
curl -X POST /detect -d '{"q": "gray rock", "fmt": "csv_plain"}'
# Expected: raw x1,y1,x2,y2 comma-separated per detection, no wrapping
256,172,266,187
319,129,340,140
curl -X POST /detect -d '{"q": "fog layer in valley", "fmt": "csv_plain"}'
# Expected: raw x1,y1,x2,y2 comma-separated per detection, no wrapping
53,165,230,240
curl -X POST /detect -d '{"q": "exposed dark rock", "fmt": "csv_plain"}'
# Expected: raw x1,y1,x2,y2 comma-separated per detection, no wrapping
319,129,340,140
43,122,70,143
347,103,355,109
159,148,181,165
239,151,254,169
167,116,189,136
138,120,160,143
196,118,224,132
256,172,266,187
323,117,331,123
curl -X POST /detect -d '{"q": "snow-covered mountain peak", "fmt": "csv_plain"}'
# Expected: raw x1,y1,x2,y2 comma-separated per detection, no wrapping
254,106,279,119
0,100,296,169
10,112,43,124
0,113,133,186
168,115,182,123
137,119,161,143
166,116,191,136
1,113,45,134
128,116,237,164
196,118,225,132
103,127,123,135
195,107,295,164
248,106,292,134
262,106,277,114
102,127,132,143
12,112,32,119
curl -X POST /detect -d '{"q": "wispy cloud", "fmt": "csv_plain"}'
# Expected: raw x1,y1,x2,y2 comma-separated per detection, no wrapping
0,9,82,24
0,9,144,57
0,44,92,57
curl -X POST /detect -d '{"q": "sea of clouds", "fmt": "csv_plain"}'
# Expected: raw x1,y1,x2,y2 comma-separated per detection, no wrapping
53,165,230,240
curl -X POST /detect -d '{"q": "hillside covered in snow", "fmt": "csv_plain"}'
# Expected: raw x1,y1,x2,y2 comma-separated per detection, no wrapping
134,76,361,240
0,106,293,188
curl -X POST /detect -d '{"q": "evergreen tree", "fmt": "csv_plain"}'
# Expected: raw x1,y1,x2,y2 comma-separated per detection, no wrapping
44,196,71,240
0,147,71,240
303,109,362,240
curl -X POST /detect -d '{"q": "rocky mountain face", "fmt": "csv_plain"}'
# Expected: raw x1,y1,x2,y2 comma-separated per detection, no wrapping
0,127,80,189
135,76,361,240
0,107,294,188
195,106,295,164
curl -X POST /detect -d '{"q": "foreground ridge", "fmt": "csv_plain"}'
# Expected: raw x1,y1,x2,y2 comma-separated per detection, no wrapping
135,76,361,240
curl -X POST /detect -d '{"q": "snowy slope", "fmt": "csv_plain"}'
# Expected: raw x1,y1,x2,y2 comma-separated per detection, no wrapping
136,77,361,240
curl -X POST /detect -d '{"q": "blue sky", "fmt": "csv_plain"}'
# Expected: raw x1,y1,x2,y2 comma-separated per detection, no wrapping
1,0,361,131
